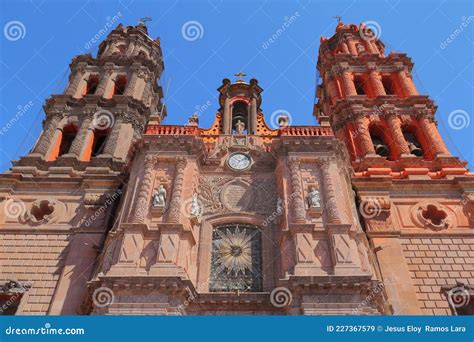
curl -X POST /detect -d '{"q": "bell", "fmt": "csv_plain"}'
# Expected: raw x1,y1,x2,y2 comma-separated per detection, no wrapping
374,144,389,157
409,143,423,157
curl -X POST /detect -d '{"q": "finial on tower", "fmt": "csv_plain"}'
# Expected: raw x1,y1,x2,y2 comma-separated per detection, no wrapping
234,71,247,83
138,16,152,26
333,16,342,23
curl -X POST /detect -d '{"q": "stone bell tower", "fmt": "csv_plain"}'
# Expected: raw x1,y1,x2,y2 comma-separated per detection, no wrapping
0,22,165,314
316,22,474,315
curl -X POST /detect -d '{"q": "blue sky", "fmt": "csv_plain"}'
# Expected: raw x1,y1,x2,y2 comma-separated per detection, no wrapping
0,0,473,171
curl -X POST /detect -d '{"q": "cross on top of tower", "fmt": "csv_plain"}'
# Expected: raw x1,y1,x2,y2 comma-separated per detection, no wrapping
234,71,247,83
333,16,342,23
138,17,152,26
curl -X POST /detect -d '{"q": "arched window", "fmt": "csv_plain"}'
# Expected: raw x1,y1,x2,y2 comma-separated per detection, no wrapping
231,101,249,134
402,129,424,157
114,75,127,96
91,129,108,157
353,75,366,95
370,127,390,158
85,75,99,95
58,124,78,157
209,223,262,292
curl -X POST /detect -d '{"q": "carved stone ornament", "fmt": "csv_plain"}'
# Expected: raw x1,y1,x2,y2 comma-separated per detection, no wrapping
411,201,455,231
19,199,66,226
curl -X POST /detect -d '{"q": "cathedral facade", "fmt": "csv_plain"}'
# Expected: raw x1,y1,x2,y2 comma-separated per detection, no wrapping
0,22,472,315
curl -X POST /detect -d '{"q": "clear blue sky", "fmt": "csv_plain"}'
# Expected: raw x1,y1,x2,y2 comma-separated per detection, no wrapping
1,0,473,172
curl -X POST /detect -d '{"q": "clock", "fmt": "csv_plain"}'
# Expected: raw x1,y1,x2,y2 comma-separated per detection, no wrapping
227,153,252,171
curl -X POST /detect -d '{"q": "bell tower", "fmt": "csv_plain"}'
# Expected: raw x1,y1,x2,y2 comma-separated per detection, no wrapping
316,22,474,315
0,22,166,315
19,22,165,167
218,75,263,135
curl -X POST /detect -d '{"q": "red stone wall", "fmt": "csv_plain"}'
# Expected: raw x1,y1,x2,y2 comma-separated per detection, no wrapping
401,237,474,315
0,233,69,314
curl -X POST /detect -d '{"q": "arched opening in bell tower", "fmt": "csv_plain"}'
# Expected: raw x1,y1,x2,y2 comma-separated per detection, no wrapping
231,101,249,134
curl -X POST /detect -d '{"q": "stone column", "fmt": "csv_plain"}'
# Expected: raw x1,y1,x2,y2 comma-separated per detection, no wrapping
124,65,143,97
65,65,87,97
367,67,386,97
317,159,341,224
339,68,357,97
126,40,136,55
344,34,357,55
101,116,122,157
325,73,340,104
223,96,231,134
396,65,418,97
418,114,449,155
95,65,114,97
66,115,93,158
133,155,156,223
250,96,257,134
32,113,64,156
288,157,306,223
354,114,375,156
385,113,410,156
168,157,187,223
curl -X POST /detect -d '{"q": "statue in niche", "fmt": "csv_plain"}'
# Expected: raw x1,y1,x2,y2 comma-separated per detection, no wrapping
235,120,245,135
307,187,321,208
190,192,201,217
153,185,167,207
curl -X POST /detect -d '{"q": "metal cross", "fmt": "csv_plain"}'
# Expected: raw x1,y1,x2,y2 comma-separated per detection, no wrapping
234,72,247,81
138,17,152,26
333,16,342,23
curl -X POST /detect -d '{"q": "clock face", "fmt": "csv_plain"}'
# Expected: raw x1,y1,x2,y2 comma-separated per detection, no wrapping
227,153,251,171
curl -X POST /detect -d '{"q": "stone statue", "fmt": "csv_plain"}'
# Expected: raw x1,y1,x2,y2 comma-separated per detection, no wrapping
235,120,245,135
153,185,166,207
307,187,321,208
190,192,201,217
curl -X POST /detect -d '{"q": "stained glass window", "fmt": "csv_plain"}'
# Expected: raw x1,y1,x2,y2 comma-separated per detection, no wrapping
209,223,262,292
